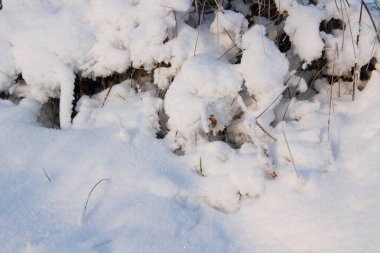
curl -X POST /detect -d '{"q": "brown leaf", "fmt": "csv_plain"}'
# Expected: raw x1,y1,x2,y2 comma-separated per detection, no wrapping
209,115,217,128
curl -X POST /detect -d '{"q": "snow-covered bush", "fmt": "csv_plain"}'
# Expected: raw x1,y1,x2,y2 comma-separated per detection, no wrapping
0,0,192,128
0,0,379,213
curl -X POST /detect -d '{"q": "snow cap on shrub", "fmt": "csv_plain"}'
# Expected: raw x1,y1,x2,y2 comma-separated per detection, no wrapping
130,17,170,69
210,9,248,46
240,25,289,109
284,4,328,64
165,54,242,140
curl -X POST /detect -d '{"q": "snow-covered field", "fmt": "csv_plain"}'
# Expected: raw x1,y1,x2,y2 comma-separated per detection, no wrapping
1,0,380,252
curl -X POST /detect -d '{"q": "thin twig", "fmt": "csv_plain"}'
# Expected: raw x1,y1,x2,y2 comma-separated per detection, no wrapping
82,178,110,222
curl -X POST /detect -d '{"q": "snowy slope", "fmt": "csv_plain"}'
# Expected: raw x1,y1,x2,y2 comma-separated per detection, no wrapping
0,98,235,253
1,74,380,253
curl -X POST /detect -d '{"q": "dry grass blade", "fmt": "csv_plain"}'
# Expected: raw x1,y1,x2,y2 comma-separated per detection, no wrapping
193,0,206,56
225,30,237,45
43,168,51,183
258,3,267,54
198,156,205,176
362,0,380,43
171,9,178,39
338,0,345,51
214,0,220,47
101,85,113,108
218,44,237,60
279,77,302,178
334,0,340,13
93,238,113,249
308,65,327,93
256,68,302,120
256,120,277,141
357,1,364,45
344,0,351,7
116,93,127,101
341,0,357,59
328,65,335,138
352,66,359,101
352,1,365,101
336,46,342,97
282,123,299,178
82,178,110,223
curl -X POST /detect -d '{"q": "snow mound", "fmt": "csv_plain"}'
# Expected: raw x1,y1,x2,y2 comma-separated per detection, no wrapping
240,25,289,109
284,4,328,64
73,81,162,138
210,9,248,46
186,141,270,213
165,54,242,149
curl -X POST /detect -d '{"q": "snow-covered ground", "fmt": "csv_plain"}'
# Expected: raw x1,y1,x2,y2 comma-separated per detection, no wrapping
2,76,380,253
1,0,380,252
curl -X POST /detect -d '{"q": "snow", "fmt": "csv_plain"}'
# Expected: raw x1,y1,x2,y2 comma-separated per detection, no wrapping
73,82,162,135
157,0,193,12
284,3,328,64
322,0,379,75
165,54,242,149
238,25,289,132
240,25,289,109
1,0,380,252
210,9,248,46
2,76,380,252
0,97,231,253
0,0,192,127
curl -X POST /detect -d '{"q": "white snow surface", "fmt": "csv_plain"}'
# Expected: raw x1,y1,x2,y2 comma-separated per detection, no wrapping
1,0,380,252
1,74,380,252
